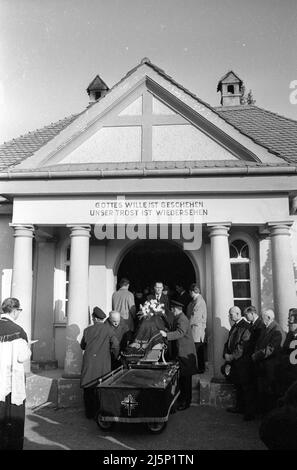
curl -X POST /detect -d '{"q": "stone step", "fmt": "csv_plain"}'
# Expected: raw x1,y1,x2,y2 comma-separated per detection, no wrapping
25,368,236,409
31,360,59,373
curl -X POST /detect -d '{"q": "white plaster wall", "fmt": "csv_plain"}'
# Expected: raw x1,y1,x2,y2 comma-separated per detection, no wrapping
32,240,56,362
60,126,142,163
0,216,13,302
152,124,238,161
89,243,110,315
119,96,142,115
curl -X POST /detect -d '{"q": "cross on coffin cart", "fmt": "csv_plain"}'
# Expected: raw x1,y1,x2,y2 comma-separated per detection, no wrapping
95,343,180,434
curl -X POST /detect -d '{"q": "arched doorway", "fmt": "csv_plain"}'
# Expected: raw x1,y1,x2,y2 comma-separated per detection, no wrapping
117,240,197,293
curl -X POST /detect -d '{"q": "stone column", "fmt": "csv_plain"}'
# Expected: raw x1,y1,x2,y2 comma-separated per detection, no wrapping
11,225,34,341
63,225,91,377
207,224,234,378
268,222,296,331
10,225,34,373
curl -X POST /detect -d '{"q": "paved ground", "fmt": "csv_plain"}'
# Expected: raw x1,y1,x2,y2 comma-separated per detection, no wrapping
24,404,266,451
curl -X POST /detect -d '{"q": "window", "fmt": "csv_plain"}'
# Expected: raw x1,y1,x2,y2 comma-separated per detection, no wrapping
229,239,251,312
227,85,234,94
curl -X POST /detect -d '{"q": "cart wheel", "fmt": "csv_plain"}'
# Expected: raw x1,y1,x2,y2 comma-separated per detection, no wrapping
95,413,114,431
146,422,167,434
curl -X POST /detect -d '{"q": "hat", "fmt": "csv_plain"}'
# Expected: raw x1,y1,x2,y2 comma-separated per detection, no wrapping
171,300,184,309
92,307,106,319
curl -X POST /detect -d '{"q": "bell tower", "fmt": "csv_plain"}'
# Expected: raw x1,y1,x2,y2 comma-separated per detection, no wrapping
217,71,243,106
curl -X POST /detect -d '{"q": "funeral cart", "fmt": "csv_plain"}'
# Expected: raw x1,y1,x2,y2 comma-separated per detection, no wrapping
95,362,180,434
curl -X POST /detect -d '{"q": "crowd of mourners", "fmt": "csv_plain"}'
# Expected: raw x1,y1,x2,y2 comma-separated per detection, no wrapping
222,305,297,449
1,280,297,450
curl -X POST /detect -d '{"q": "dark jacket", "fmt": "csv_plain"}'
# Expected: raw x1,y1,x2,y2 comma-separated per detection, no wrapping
252,320,284,363
167,312,198,376
80,322,119,388
246,317,266,356
223,318,251,361
105,318,130,352
176,291,192,312
274,330,297,394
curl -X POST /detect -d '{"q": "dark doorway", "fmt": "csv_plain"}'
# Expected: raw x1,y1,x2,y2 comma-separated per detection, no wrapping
117,241,196,293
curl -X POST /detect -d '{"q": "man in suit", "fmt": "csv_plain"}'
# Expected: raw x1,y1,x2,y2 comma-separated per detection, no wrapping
223,306,251,417
252,309,285,414
112,278,136,334
160,300,198,411
187,283,207,373
147,281,174,329
80,307,119,419
175,283,192,313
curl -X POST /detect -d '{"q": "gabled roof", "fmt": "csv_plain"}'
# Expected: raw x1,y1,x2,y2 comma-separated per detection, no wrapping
216,105,297,162
0,59,296,172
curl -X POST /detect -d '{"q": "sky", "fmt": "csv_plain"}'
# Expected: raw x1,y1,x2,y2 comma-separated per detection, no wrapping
0,0,297,144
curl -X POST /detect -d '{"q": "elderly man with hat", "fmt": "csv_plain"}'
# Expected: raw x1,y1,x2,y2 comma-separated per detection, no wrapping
80,306,119,419
274,308,297,400
160,300,198,411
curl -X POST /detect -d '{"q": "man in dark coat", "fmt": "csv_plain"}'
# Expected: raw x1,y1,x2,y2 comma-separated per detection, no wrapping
274,308,297,399
222,306,251,417
160,300,198,411
105,310,130,369
242,305,266,419
80,307,119,419
174,283,192,314
252,309,285,414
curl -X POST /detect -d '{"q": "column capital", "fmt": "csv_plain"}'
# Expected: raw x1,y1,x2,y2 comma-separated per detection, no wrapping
67,225,91,238
207,223,232,238
9,224,35,238
267,221,293,237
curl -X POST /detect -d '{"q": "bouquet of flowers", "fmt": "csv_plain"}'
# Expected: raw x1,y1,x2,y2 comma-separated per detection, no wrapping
138,298,165,319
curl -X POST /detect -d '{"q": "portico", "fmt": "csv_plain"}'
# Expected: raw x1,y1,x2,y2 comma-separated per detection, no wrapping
0,59,297,406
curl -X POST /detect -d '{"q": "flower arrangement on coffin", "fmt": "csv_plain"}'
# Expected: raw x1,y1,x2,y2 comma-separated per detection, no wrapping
138,298,165,319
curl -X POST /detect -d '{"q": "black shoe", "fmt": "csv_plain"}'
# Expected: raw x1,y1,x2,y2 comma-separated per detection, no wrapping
226,407,243,414
177,403,190,411
243,414,255,421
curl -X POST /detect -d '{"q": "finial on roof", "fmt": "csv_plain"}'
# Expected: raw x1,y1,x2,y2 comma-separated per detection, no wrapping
141,57,151,65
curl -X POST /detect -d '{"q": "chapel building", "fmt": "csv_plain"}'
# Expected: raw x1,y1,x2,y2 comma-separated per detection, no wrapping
0,58,297,382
